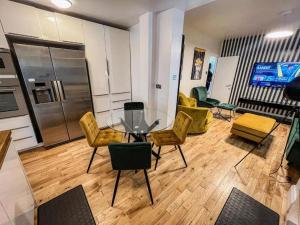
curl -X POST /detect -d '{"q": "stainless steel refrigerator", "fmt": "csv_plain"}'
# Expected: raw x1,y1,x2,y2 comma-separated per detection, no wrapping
13,43,93,147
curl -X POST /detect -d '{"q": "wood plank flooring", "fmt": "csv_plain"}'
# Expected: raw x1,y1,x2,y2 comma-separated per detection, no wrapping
20,114,300,225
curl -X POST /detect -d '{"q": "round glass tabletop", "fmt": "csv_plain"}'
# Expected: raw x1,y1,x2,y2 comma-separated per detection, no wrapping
106,108,173,134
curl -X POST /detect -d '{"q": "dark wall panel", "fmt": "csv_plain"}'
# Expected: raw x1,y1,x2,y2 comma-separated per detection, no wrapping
221,30,300,116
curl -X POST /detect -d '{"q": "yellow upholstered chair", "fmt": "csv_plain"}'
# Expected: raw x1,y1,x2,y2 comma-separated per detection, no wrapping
79,112,123,173
178,92,213,134
151,111,192,170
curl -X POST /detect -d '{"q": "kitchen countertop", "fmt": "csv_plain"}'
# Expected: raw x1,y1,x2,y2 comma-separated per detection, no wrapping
0,130,11,170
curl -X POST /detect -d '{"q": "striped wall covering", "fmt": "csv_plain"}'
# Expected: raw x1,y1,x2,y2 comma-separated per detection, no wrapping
220,29,300,116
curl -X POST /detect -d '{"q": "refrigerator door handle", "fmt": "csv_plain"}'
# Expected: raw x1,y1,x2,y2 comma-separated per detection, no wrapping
106,59,110,76
0,88,17,92
57,80,66,101
51,80,60,101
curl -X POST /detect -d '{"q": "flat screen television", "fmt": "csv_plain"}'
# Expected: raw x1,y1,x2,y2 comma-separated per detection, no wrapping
249,62,300,87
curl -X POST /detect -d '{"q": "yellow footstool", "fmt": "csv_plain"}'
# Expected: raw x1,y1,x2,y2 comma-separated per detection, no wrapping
231,113,276,143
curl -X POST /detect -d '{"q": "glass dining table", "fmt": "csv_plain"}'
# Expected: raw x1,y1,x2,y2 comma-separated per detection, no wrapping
106,108,173,157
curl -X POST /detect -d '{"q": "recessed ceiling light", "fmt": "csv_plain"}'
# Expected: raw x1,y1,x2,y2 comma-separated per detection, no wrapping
51,0,72,9
265,30,294,39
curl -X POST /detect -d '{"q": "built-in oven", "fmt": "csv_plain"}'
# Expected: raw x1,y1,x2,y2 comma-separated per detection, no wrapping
0,50,28,119
0,78,28,119
0,51,16,78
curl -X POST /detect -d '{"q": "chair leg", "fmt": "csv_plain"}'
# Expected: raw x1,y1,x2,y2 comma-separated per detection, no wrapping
144,169,154,204
177,145,187,167
111,170,121,207
87,147,97,173
128,134,131,143
154,146,161,170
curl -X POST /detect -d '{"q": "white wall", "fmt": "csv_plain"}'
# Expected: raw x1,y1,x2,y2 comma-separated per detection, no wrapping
180,25,221,97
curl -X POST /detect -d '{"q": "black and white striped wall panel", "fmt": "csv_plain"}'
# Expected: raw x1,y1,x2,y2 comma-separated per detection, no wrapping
220,29,300,116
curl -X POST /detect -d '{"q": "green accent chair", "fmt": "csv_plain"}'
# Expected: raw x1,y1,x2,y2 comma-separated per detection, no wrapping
177,92,213,134
192,86,220,108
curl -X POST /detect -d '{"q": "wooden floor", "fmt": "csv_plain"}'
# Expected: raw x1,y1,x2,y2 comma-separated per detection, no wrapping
20,114,300,225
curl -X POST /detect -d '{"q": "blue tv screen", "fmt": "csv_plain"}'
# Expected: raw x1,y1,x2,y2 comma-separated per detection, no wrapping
249,62,300,87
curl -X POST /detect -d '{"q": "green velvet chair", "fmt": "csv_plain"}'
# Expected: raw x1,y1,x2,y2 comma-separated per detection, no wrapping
192,86,220,108
177,92,213,134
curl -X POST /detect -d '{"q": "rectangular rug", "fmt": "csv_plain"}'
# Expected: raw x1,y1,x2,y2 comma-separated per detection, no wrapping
38,185,96,225
214,187,279,225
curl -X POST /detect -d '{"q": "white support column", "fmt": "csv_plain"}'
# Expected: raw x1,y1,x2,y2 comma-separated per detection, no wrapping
139,12,153,107
154,8,184,122
130,12,153,107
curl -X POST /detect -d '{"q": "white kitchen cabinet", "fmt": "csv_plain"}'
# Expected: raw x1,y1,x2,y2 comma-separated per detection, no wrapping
0,25,8,49
95,111,111,128
104,26,131,94
37,10,59,42
55,13,84,44
83,21,109,95
0,116,38,152
0,0,41,38
0,140,35,225
93,95,110,113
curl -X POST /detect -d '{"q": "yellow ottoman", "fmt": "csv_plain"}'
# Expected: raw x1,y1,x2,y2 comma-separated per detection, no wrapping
231,113,276,143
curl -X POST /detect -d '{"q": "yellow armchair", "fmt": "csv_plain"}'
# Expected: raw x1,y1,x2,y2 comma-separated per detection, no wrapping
178,92,213,134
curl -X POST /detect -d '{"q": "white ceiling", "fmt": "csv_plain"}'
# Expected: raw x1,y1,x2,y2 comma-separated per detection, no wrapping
21,0,212,28
184,0,300,40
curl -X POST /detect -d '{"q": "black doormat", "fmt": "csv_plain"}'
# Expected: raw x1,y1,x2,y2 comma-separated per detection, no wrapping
214,187,279,225
38,185,96,225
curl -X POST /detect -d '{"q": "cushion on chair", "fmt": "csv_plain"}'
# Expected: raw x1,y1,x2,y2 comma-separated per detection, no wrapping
206,98,220,107
178,92,197,107
151,111,192,146
79,112,100,147
178,93,190,107
177,92,212,134
231,113,276,143
93,129,123,147
193,87,207,101
177,105,212,134
151,130,181,146
173,111,193,143
218,103,236,110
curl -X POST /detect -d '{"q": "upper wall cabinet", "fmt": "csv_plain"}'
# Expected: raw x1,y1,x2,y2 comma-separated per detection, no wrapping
37,10,60,42
105,27,131,94
55,13,84,44
83,21,109,95
0,0,42,38
0,25,8,49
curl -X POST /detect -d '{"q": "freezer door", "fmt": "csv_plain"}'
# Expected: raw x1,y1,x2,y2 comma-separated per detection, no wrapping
50,47,93,140
13,44,69,146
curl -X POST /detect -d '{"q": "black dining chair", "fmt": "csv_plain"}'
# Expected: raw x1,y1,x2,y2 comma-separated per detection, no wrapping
124,102,144,110
124,102,147,142
108,142,153,206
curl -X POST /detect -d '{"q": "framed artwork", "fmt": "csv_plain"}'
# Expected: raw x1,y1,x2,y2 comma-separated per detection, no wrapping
191,47,206,80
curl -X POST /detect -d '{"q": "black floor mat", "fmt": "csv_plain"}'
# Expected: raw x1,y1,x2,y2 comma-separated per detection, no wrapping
38,185,96,225
214,187,279,225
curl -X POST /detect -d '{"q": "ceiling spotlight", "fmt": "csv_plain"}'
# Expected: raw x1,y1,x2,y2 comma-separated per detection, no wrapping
51,0,72,9
266,30,294,39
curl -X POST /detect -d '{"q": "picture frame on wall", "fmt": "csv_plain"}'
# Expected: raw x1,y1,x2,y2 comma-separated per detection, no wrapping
191,47,206,80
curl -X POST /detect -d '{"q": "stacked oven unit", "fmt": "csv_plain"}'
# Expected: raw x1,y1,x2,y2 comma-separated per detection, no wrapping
0,50,27,118
0,49,38,151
